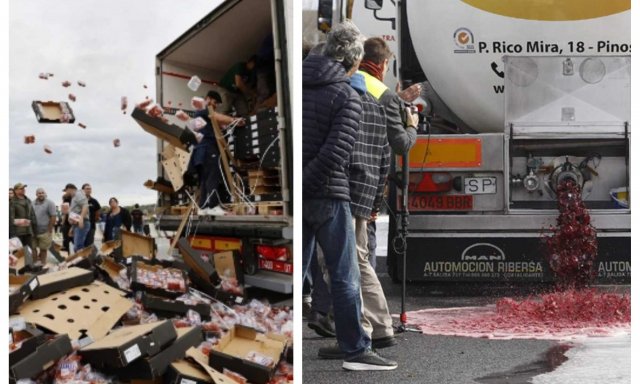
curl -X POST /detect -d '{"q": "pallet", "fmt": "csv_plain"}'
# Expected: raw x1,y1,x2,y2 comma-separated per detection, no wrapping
229,201,284,216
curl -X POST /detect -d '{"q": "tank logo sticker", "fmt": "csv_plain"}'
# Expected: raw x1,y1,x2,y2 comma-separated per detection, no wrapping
453,27,476,53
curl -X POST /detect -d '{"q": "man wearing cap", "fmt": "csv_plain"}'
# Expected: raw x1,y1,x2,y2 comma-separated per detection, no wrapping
64,183,90,253
188,90,245,215
33,188,56,264
9,183,37,250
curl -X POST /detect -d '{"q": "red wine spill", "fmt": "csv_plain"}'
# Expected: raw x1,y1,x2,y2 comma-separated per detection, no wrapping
406,181,630,339
543,180,598,289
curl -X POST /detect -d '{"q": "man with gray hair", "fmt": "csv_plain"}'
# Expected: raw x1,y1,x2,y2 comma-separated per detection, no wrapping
303,20,397,371
33,188,56,264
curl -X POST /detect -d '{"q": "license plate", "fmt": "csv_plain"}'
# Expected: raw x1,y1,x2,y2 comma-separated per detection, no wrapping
406,194,473,211
464,177,497,194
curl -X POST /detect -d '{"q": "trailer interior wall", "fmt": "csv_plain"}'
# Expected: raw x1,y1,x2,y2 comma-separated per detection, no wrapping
158,0,272,78
155,0,292,220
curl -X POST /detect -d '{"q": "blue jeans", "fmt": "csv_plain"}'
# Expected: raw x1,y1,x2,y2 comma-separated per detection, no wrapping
311,245,332,315
303,198,369,357
73,224,90,252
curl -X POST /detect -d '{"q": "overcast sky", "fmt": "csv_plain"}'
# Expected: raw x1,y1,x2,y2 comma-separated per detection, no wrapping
9,0,222,207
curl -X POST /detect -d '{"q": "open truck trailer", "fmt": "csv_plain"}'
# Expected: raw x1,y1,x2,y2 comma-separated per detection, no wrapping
309,0,631,285
144,0,293,295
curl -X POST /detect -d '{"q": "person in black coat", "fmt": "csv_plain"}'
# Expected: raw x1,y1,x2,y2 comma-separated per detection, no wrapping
103,197,131,242
302,21,397,371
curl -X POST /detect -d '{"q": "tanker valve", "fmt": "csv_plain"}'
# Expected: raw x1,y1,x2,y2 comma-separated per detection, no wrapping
523,171,540,192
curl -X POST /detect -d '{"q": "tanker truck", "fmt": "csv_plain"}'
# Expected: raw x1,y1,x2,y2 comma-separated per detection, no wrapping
307,0,631,284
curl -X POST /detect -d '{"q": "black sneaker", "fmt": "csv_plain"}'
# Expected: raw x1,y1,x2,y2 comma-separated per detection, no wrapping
342,348,398,371
307,312,336,338
318,343,344,359
372,335,398,349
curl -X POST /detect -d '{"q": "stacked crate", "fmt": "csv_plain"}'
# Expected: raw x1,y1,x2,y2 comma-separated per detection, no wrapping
231,108,282,202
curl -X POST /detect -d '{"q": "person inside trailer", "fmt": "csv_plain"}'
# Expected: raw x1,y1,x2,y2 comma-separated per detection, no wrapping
188,90,246,215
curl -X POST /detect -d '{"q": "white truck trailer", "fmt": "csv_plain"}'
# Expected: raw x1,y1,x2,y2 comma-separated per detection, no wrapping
308,0,631,284
152,0,294,295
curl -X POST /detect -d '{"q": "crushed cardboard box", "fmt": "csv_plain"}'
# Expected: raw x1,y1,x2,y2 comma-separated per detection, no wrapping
10,274,39,314
18,281,133,341
79,320,177,369
118,326,203,379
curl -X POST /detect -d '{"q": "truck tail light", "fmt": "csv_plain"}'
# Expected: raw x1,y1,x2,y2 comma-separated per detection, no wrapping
409,172,452,192
256,245,289,261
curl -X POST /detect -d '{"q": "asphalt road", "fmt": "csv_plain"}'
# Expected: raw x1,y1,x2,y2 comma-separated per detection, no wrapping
302,216,629,384
303,272,561,384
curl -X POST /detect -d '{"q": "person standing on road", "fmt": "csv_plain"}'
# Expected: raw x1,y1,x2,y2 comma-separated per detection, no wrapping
103,197,132,242
316,70,395,359
60,194,72,252
82,183,101,247
303,20,397,371
32,188,57,264
131,204,144,234
9,183,37,250
64,183,90,253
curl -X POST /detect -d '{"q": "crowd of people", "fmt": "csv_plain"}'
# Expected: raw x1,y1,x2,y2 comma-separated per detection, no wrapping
302,20,421,371
9,182,149,265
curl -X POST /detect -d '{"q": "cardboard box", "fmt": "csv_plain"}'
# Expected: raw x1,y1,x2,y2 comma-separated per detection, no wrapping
214,251,244,297
18,281,133,341
115,230,156,262
10,334,73,383
132,107,197,151
130,257,189,299
166,359,215,384
161,145,192,192
31,267,95,299
179,238,219,283
141,293,211,321
80,320,177,369
31,100,76,123
100,239,122,255
214,251,243,285
209,325,287,384
181,347,239,384
9,274,39,314
9,324,46,367
118,326,203,379
144,178,175,194
97,256,129,290
64,244,99,270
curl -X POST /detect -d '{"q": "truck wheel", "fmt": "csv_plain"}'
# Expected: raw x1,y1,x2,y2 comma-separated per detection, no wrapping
244,256,258,275
242,245,258,275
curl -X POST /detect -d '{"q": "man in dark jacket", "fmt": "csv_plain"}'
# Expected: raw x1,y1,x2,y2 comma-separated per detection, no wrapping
303,21,397,371
316,71,395,360
9,183,37,250
188,90,245,215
